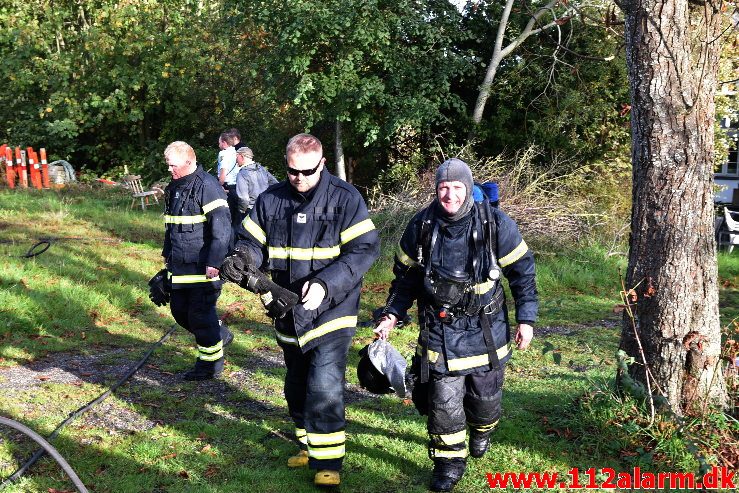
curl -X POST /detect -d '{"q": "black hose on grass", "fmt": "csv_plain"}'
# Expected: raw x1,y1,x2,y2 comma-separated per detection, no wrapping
0,416,89,493
1,236,122,258
0,324,178,489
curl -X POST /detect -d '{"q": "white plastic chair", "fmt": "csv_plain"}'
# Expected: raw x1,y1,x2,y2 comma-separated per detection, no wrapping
721,207,739,253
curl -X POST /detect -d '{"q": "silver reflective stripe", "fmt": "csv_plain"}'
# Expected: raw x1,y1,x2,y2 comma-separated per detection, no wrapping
275,331,299,345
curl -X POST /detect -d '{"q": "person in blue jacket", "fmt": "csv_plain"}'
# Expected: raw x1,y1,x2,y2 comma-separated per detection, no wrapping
233,133,380,487
162,141,233,381
375,158,538,492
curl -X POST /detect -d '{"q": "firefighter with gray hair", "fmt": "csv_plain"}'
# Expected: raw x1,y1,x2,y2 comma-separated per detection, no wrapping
374,158,538,492
149,141,234,380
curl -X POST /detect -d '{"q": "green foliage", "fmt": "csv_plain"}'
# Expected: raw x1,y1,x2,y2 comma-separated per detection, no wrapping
249,0,471,155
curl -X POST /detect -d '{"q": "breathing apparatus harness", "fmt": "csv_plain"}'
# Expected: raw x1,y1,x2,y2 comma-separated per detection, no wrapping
414,200,504,385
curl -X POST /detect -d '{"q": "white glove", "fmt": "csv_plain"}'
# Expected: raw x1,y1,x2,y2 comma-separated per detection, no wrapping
301,281,326,311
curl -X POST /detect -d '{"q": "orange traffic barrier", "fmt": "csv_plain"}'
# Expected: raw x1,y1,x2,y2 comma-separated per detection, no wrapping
16,147,27,188
40,148,50,188
28,147,42,190
3,145,14,189
27,147,39,189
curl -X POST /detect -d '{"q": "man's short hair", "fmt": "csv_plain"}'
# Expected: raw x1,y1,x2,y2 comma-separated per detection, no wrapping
227,128,241,142
286,133,322,157
219,131,235,146
164,141,195,163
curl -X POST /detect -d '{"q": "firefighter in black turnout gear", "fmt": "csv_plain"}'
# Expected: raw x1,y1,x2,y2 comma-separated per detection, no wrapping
228,134,380,487
375,158,538,492
160,141,233,381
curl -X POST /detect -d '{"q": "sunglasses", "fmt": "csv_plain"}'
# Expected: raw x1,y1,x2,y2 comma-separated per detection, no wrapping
286,158,322,177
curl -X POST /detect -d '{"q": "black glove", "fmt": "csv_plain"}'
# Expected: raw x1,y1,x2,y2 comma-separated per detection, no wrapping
148,269,170,307
220,249,299,318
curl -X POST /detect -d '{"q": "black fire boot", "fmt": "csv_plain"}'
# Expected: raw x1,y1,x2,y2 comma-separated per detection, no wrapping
183,357,224,381
219,321,234,347
469,430,492,458
430,458,466,492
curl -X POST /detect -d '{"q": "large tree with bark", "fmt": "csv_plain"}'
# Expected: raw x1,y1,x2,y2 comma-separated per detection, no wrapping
618,0,729,415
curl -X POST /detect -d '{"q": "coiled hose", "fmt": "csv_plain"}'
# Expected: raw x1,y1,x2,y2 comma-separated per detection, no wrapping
0,324,177,490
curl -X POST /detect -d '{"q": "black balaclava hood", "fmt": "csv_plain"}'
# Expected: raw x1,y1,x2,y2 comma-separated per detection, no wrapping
434,158,474,222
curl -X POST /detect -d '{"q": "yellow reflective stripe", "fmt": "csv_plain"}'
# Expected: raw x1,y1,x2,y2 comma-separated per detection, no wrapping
340,218,375,244
296,428,308,445
171,275,219,284
433,449,468,459
268,246,341,260
428,348,439,364
307,431,345,445
307,445,345,459
199,349,223,361
275,331,299,345
202,198,228,214
198,341,224,354
243,217,267,245
446,345,511,372
435,430,466,446
164,214,206,224
396,246,420,268
474,280,495,295
499,240,528,267
469,420,499,432
298,316,357,347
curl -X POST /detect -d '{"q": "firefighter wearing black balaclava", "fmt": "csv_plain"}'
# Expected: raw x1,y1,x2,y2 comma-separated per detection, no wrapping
375,158,538,493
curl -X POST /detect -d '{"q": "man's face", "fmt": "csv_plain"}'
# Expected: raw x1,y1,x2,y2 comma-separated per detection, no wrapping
166,153,195,179
218,139,228,150
286,150,324,193
437,181,467,216
235,154,244,166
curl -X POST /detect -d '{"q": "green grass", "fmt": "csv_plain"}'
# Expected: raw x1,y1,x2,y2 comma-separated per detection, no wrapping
0,186,736,492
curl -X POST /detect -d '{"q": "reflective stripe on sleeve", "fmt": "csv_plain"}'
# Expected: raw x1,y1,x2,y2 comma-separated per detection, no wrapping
396,245,420,268
202,198,228,214
340,218,375,244
243,217,267,245
164,215,206,224
498,240,528,267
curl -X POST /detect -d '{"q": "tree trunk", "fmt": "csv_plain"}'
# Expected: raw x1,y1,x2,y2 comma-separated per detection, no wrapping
619,0,727,414
335,119,346,181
